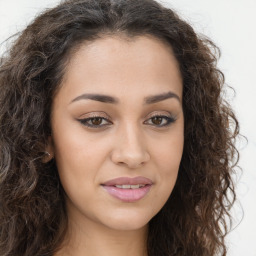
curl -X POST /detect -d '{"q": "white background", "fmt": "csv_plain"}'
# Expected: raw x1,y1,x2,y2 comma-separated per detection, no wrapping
0,0,255,255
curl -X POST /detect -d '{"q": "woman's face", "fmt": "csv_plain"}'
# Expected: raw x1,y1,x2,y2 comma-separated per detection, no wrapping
49,35,184,231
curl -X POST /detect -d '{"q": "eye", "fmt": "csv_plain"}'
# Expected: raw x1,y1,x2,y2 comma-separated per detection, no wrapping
78,116,112,128
144,115,176,127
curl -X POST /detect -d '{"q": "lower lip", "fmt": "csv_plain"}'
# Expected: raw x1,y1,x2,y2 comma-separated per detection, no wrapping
102,185,152,202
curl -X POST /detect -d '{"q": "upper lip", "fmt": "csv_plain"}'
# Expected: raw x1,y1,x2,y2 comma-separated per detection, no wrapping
102,176,153,186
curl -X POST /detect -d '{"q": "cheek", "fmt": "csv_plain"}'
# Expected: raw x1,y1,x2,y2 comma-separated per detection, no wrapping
154,126,184,170
52,118,107,171
151,128,184,197
51,119,114,195
51,122,97,192
53,134,101,215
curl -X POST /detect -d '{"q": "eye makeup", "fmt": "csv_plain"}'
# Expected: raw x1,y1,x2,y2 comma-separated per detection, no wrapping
77,111,177,129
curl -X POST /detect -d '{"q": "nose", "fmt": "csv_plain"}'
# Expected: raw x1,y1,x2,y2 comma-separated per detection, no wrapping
110,124,150,169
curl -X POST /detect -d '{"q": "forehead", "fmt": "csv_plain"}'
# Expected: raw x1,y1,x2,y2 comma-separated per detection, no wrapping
57,35,182,104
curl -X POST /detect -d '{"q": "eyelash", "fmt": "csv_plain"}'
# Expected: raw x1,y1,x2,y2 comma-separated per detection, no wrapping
78,114,176,129
78,116,112,128
144,115,176,127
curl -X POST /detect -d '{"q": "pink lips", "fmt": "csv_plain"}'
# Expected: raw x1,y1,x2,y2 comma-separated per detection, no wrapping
101,176,153,202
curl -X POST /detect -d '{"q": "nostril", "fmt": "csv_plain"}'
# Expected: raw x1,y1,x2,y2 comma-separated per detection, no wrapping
110,136,150,168
112,154,149,169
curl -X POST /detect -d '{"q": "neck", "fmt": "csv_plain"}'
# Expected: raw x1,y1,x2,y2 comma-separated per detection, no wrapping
55,213,148,256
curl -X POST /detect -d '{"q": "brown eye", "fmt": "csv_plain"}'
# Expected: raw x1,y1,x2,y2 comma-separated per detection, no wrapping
151,116,163,125
91,117,103,125
144,115,176,127
78,116,112,128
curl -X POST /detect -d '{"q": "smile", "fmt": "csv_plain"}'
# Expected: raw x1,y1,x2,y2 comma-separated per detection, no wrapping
114,184,146,189
102,176,153,202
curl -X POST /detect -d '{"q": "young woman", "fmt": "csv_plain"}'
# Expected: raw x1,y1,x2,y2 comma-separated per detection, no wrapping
0,0,239,255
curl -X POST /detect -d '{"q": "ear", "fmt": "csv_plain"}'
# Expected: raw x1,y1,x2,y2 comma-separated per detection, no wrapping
42,136,55,163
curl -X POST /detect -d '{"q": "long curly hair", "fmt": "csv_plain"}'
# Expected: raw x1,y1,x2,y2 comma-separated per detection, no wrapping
0,0,239,255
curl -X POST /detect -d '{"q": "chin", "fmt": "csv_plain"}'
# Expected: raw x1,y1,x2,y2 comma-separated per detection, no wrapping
104,219,149,231
99,208,155,231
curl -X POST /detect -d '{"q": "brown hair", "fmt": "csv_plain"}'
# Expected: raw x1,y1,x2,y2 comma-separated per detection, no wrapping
0,0,239,255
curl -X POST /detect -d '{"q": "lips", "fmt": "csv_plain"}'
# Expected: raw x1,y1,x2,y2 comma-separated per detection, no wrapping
102,176,153,186
101,176,153,202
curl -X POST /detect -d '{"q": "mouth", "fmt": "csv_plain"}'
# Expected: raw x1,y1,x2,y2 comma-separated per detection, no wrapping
101,176,153,202
114,184,146,189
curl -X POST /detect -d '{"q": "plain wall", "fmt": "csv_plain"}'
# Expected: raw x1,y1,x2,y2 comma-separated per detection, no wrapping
0,0,255,255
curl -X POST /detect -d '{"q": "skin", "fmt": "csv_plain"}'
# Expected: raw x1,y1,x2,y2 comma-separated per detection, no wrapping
49,35,184,256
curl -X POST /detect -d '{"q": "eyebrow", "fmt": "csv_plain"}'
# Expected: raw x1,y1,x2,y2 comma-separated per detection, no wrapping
144,91,181,104
70,91,181,104
71,94,118,104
